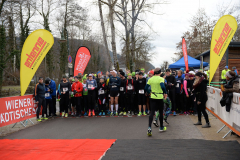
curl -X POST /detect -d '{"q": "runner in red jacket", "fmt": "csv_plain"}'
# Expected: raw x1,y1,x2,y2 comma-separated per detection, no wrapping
71,76,83,117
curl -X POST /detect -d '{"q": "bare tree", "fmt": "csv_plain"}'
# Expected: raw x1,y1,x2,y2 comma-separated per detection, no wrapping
98,0,112,70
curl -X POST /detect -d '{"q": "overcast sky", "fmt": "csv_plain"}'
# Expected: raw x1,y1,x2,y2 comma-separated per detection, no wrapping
73,0,239,68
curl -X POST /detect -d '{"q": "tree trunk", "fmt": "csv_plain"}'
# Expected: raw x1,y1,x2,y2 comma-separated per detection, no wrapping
98,0,112,70
108,0,119,70
131,0,136,71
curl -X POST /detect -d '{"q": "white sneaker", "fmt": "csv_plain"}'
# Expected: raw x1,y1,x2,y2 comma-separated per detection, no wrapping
128,111,131,116
71,112,74,116
131,111,134,116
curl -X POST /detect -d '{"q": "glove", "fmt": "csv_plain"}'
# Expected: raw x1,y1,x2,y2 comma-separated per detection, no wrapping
74,90,77,95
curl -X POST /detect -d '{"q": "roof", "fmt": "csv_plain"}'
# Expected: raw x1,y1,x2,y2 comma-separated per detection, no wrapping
195,42,240,59
169,55,209,69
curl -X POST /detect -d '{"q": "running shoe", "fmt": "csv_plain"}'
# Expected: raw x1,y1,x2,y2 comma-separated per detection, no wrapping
119,112,123,116
71,112,74,116
159,126,167,132
147,110,150,115
173,111,177,116
116,112,118,116
113,111,116,115
62,112,65,117
41,117,48,120
131,111,134,116
143,112,147,116
92,111,95,116
107,111,111,115
128,111,131,116
88,111,91,117
123,112,127,116
164,118,169,124
37,118,42,122
147,127,152,136
65,113,68,117
84,112,88,116
153,120,159,127
79,114,82,117
103,112,105,116
138,112,142,116
99,112,102,116
110,112,114,116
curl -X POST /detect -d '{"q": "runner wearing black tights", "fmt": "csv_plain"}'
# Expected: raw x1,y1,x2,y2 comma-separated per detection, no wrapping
145,68,168,136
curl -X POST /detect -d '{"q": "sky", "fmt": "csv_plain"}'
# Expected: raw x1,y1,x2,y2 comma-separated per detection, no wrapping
67,0,239,68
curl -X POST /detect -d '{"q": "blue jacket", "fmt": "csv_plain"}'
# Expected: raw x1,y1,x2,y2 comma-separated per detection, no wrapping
175,76,184,94
109,76,121,91
234,69,238,76
86,79,97,91
49,80,56,96
45,85,52,100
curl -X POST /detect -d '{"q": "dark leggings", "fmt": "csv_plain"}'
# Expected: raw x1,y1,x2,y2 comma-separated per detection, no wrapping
75,97,81,114
45,99,53,116
149,98,164,128
83,95,88,112
98,94,106,112
37,97,46,118
88,90,96,110
119,93,126,112
126,94,134,111
197,101,209,123
168,89,176,111
60,94,69,113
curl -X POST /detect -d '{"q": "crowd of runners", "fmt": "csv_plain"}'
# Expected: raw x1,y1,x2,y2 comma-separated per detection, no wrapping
34,67,212,136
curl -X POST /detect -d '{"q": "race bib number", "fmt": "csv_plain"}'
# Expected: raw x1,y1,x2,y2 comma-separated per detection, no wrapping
176,83,179,88
112,85,117,88
63,88,68,92
120,87,124,91
127,86,133,90
99,90,105,94
45,93,50,97
88,85,93,89
139,90,144,94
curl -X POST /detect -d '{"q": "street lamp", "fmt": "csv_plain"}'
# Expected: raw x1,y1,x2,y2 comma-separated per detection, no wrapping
59,27,70,77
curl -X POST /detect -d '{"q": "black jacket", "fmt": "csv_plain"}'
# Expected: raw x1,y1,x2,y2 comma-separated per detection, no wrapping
220,76,239,112
35,83,45,101
193,79,208,103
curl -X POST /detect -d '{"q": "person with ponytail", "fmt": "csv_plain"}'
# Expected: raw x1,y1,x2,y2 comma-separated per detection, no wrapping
193,72,210,128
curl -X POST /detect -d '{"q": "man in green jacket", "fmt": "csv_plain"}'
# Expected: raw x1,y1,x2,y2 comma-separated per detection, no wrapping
221,66,230,81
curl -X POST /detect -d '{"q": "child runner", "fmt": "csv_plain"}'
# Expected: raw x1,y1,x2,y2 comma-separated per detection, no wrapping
98,78,107,116
82,77,88,116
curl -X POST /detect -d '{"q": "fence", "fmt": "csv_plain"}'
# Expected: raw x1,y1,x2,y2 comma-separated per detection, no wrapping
206,86,240,138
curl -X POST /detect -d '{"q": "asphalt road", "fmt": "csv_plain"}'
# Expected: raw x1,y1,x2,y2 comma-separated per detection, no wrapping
2,115,203,139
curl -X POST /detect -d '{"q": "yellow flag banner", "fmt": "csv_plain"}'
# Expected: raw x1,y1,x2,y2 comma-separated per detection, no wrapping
209,15,237,83
20,29,54,96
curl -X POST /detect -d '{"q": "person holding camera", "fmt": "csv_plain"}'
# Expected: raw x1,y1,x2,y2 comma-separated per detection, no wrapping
45,79,53,117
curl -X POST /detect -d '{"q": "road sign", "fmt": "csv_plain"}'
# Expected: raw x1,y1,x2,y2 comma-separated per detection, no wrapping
68,55,72,63
68,63,72,68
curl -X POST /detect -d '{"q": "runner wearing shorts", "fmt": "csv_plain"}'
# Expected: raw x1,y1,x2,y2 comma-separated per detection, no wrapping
109,70,121,116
